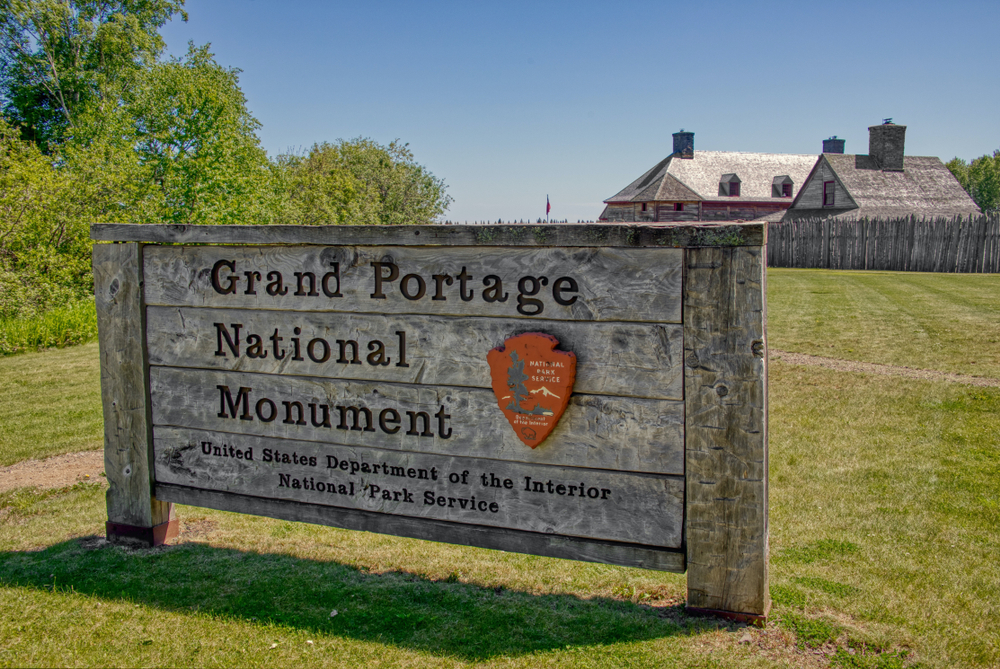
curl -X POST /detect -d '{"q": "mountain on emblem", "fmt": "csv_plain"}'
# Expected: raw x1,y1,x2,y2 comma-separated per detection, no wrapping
487,333,576,448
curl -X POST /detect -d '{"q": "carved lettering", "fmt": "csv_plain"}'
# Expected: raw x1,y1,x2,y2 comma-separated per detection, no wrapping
203,256,585,316
516,276,548,315
211,259,238,294
214,323,241,357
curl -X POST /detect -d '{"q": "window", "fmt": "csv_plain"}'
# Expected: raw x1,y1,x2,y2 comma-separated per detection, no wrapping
641,203,647,212
719,174,741,196
674,203,684,211
823,181,835,207
772,175,794,197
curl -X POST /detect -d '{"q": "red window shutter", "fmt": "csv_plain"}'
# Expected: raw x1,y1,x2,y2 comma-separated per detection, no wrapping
730,182,740,197
782,183,792,197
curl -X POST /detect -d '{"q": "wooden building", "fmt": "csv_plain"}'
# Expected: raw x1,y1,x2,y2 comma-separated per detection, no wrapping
599,131,818,223
784,122,981,220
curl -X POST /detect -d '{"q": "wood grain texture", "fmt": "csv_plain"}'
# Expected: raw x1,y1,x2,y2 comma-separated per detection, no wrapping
93,243,172,529
768,215,1000,274
683,245,769,617
143,245,683,323
153,427,684,547
149,366,685,476
155,482,686,572
146,306,684,400
92,222,765,248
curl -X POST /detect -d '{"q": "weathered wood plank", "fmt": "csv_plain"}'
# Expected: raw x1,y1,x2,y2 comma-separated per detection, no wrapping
767,215,1000,274
153,427,684,547
154,483,686,572
143,245,683,323
93,243,174,534
988,218,999,273
146,306,684,401
683,245,769,617
92,222,766,248
149,367,685,476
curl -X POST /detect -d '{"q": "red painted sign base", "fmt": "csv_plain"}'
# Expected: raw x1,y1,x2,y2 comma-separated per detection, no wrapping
106,519,179,547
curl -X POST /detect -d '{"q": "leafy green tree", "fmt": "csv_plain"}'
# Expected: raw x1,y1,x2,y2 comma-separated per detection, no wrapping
118,43,277,225
0,117,92,317
0,1,451,326
58,43,276,227
0,0,185,151
277,138,451,225
0,38,276,317
947,151,1000,213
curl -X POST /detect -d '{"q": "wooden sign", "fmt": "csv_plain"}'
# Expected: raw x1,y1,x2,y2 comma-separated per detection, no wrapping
92,223,770,622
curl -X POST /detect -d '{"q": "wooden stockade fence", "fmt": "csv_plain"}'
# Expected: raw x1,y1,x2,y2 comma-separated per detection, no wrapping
92,222,770,622
768,214,1000,273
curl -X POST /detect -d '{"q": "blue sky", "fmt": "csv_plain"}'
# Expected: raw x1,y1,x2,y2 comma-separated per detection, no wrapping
161,0,1000,222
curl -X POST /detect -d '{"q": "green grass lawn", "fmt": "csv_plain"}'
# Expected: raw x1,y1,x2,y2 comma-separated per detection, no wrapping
767,269,1000,378
768,364,1000,667
1,270,998,667
0,341,103,466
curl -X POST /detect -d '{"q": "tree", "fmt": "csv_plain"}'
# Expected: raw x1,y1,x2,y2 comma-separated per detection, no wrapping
62,43,277,226
0,40,276,320
947,151,1000,213
0,0,186,152
0,116,92,317
277,138,451,226
123,43,277,225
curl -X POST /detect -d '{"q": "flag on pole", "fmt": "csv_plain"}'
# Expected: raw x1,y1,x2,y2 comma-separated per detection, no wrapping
546,195,551,215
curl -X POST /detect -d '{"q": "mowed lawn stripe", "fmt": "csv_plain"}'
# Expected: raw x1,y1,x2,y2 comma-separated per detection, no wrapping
769,361,1000,667
772,349,1000,387
768,269,1000,378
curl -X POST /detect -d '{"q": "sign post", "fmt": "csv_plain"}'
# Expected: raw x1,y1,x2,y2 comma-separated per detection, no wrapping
92,222,769,622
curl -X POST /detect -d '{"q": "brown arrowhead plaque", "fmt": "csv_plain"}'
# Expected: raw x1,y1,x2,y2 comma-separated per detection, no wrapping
487,332,576,448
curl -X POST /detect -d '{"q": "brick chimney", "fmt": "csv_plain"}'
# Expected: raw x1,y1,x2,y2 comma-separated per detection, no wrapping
822,136,845,154
868,120,906,171
672,130,694,159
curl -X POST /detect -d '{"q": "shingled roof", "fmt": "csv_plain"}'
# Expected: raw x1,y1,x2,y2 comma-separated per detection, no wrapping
605,151,818,204
785,153,981,220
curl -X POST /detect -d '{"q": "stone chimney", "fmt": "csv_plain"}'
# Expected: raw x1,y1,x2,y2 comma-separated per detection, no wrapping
673,130,694,159
822,136,845,154
868,120,906,171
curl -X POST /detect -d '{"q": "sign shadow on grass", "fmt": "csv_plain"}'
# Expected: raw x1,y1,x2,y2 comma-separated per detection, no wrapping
0,536,713,661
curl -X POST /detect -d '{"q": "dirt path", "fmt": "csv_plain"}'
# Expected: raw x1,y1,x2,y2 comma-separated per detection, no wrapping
0,450,104,493
771,350,1000,388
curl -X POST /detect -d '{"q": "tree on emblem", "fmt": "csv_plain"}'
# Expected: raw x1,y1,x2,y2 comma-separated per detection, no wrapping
505,350,548,415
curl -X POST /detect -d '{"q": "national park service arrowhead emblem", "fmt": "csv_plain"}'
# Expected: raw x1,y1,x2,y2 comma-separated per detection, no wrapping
487,333,576,448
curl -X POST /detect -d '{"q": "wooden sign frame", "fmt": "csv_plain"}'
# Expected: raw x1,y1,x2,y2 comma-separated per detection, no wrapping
91,222,769,621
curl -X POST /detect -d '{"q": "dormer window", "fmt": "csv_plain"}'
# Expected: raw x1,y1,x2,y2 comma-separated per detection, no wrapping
773,175,794,198
719,174,742,197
